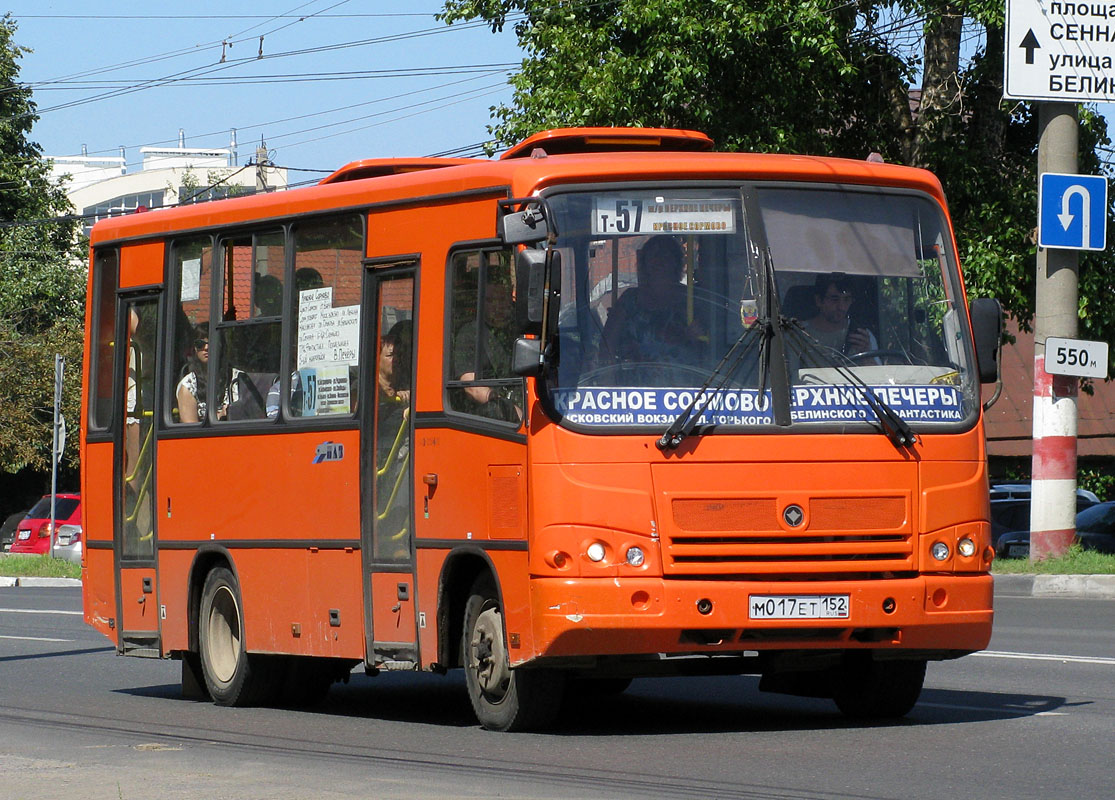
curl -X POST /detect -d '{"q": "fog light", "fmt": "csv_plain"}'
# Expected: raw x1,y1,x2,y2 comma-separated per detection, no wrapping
931,541,950,561
626,546,645,567
957,537,976,558
586,542,606,562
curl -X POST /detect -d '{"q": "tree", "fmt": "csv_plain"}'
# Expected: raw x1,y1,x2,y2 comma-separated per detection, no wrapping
439,0,1115,355
0,15,85,475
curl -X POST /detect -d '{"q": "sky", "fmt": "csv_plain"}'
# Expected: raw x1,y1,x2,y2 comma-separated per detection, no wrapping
7,2,523,187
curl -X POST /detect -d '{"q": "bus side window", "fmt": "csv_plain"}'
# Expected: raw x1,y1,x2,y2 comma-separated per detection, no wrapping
213,233,283,422
89,248,119,432
446,249,522,423
168,236,214,425
289,214,363,418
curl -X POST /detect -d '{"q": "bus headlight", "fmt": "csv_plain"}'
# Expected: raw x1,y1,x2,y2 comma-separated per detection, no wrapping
931,541,950,561
586,542,606,562
957,537,976,558
625,546,645,567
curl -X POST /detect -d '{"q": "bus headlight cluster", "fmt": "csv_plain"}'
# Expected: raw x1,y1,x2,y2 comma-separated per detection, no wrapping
957,537,976,558
931,541,950,561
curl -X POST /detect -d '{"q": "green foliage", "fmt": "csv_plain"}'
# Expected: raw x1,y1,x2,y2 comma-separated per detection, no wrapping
992,543,1115,574
0,15,86,474
1078,466,1115,502
0,554,82,579
439,0,1115,361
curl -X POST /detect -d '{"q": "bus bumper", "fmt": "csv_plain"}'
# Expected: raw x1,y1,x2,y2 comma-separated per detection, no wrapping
528,574,992,661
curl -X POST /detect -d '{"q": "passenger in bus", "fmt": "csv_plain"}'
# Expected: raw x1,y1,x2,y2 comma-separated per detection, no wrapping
377,320,413,558
601,236,702,364
452,278,519,420
295,267,324,291
799,273,877,363
254,273,284,316
176,325,219,422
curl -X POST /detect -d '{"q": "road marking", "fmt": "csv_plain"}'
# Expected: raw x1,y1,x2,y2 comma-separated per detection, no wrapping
0,607,82,616
972,649,1115,666
0,634,72,642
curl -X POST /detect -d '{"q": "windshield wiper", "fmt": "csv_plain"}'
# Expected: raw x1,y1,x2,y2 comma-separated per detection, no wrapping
784,321,918,449
656,326,763,450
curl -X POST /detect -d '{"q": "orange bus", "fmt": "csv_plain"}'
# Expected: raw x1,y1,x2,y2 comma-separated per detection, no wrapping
82,127,1002,731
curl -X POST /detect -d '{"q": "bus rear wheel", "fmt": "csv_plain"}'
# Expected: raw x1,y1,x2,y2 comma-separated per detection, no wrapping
462,578,565,731
832,657,926,720
198,566,280,706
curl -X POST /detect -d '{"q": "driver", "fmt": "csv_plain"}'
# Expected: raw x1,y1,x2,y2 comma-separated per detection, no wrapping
602,236,702,363
801,273,877,358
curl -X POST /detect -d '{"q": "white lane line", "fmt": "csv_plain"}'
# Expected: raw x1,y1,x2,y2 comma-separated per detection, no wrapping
0,634,72,642
972,650,1115,666
0,608,82,616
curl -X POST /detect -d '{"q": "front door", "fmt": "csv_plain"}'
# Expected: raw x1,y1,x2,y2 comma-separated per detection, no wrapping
113,294,162,656
361,265,418,665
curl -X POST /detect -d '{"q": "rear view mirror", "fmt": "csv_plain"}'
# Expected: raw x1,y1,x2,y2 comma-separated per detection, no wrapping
499,198,552,245
969,297,1003,384
514,248,560,333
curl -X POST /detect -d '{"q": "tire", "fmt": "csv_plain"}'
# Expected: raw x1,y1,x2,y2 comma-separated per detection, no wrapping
198,566,280,706
832,657,926,720
462,577,565,731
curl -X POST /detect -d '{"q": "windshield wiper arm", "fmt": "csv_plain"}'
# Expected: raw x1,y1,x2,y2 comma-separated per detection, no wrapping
785,320,918,449
656,326,762,451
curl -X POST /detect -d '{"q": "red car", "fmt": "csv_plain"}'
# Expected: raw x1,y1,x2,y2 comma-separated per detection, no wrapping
9,494,82,558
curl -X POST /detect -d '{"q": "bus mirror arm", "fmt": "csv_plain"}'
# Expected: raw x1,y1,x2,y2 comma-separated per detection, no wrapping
498,197,557,245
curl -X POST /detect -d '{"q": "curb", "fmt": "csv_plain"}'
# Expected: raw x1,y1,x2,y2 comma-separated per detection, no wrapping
0,577,82,588
993,573,1115,599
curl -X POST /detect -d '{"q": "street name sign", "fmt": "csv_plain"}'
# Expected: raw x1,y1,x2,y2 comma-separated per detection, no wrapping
1006,0,1115,101
1044,336,1110,378
1038,172,1108,250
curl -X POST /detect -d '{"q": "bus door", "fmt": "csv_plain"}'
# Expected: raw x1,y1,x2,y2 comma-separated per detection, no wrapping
113,293,162,656
361,265,418,666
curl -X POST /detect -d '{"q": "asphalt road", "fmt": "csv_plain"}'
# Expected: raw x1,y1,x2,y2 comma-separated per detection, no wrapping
1,585,1113,800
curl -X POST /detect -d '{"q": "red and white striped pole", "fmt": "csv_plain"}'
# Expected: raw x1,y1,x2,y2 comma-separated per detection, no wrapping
1030,102,1079,561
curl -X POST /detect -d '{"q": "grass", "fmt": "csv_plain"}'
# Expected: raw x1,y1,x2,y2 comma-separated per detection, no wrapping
992,544,1115,574
0,554,82,579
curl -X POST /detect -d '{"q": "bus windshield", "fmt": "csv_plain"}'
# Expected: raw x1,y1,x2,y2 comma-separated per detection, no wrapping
542,183,979,433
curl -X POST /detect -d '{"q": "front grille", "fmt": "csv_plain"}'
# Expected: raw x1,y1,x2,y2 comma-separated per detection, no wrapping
665,495,913,576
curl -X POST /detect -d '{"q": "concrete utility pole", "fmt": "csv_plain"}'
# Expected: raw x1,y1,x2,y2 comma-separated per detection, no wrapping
1030,102,1079,561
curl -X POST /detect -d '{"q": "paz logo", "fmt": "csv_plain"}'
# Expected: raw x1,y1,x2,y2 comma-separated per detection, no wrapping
312,441,344,464
782,504,804,528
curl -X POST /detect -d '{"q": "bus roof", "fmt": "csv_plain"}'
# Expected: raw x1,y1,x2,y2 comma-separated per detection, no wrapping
88,128,946,246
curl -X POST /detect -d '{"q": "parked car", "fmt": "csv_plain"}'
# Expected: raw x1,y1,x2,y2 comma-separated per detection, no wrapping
990,481,1100,503
995,500,1115,558
990,495,1098,549
8,494,82,562
1,508,30,553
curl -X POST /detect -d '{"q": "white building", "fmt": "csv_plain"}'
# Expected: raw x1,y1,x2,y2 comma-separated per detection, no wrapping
46,130,288,233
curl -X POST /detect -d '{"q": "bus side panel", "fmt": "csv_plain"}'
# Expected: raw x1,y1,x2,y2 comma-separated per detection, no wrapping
119,240,164,287
82,441,117,642
156,429,362,658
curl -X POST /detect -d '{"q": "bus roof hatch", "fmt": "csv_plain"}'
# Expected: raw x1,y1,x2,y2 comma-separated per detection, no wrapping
499,127,714,160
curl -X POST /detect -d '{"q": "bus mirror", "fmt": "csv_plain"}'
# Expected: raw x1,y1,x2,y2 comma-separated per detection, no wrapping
512,336,544,377
499,199,550,244
515,248,560,331
969,297,1002,384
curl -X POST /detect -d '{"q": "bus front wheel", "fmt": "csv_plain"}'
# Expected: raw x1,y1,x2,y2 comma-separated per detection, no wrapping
198,566,279,706
832,657,926,719
462,577,565,731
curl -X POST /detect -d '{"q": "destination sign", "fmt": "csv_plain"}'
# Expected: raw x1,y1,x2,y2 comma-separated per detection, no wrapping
592,195,738,235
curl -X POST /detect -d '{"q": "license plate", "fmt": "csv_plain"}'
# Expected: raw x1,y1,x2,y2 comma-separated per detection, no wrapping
1007,544,1029,558
749,594,850,620
17,530,30,540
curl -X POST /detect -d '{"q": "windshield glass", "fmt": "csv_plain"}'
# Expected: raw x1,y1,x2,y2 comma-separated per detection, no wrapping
542,183,978,433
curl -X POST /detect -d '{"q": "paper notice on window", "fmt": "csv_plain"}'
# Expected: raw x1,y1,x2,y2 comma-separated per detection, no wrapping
181,258,201,302
312,363,351,415
297,287,361,369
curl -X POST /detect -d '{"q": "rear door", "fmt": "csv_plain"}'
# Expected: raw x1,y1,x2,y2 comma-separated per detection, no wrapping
361,263,419,666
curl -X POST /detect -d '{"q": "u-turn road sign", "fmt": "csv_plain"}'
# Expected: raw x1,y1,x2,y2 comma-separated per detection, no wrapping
1038,172,1108,251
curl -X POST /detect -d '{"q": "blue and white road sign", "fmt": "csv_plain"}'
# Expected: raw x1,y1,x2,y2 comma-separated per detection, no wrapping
1038,172,1107,251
